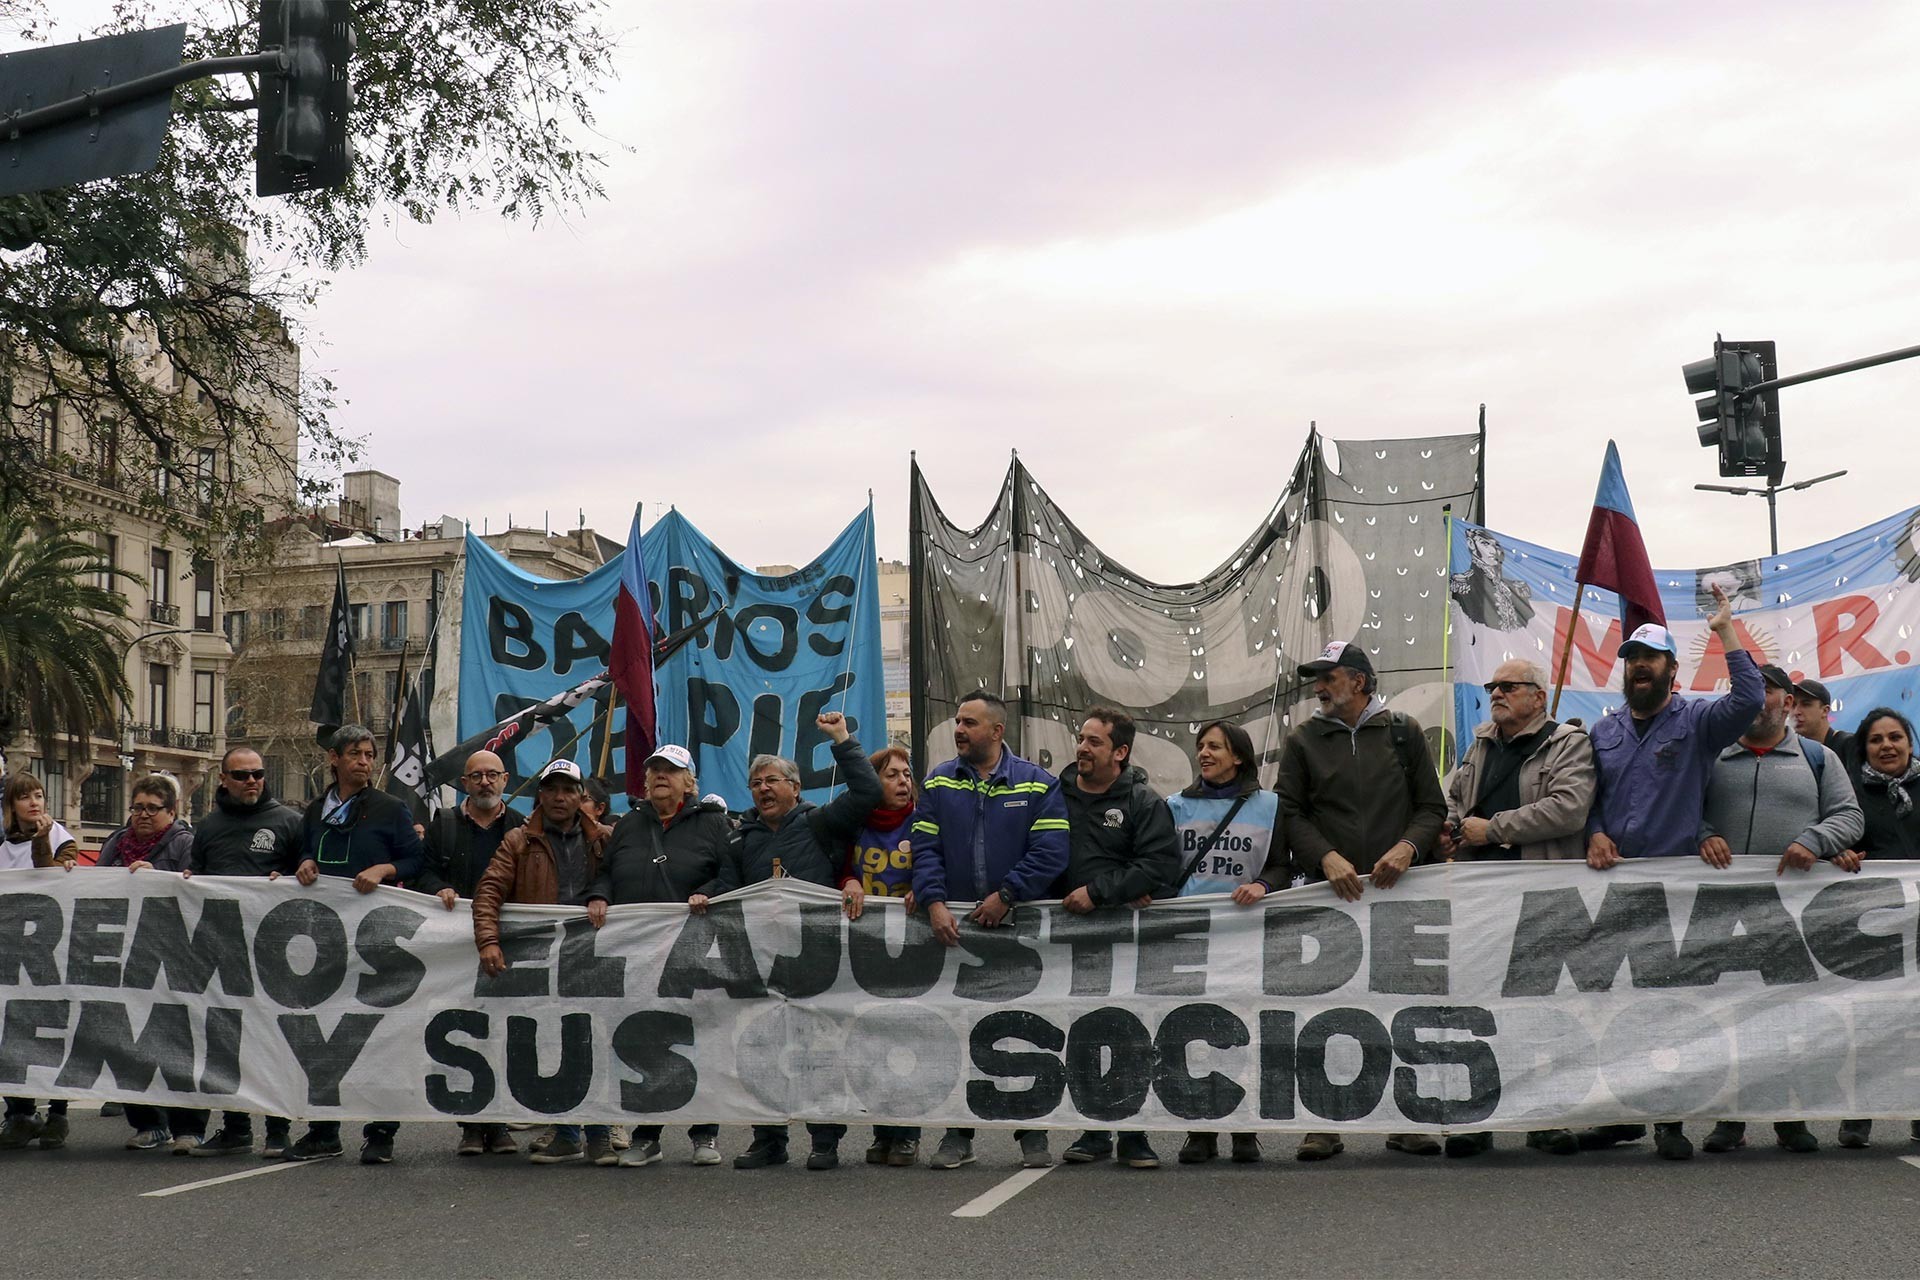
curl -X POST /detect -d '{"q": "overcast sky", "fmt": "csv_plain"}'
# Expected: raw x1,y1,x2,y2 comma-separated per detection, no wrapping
43,1,1920,577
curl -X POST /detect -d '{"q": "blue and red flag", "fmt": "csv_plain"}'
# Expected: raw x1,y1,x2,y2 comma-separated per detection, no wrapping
608,505,658,796
1576,440,1665,635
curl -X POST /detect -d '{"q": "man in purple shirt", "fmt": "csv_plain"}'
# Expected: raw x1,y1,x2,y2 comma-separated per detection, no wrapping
1579,583,1763,1159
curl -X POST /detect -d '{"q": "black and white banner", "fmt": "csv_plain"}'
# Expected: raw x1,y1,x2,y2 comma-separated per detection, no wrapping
3,862,1917,1127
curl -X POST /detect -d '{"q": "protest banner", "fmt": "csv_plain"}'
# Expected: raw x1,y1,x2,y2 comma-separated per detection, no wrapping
5,861,1916,1128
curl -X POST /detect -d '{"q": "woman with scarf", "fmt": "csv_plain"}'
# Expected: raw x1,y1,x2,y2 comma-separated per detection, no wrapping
1836,707,1920,1149
1,772,78,1151
1165,720,1284,1165
836,744,921,1168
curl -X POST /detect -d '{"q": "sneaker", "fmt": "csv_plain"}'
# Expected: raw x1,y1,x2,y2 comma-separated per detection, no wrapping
1909,1119,1920,1144
733,1139,789,1169
865,1137,891,1165
507,1121,539,1131
0,1114,43,1149
1775,1122,1819,1154
1653,1124,1693,1161
1386,1133,1442,1156
37,1113,69,1150
1837,1120,1872,1149
586,1133,618,1166
1525,1129,1580,1156
191,1128,252,1157
484,1128,518,1155
1018,1131,1052,1168
886,1139,919,1167
531,1133,585,1164
806,1144,840,1171
1178,1133,1217,1164
1063,1131,1112,1164
456,1127,486,1157
99,1102,125,1118
126,1127,171,1151
618,1139,664,1168
609,1124,631,1152
1116,1133,1159,1169
928,1134,975,1169
171,1134,204,1155
284,1133,343,1162
1702,1122,1747,1154
528,1126,554,1155
1444,1132,1493,1158
1230,1134,1262,1163
1296,1133,1343,1161
690,1138,722,1167
360,1135,395,1165
1576,1124,1647,1150
261,1130,291,1160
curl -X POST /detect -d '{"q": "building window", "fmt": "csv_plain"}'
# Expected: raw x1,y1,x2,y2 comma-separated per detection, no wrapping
148,663,171,730
90,426,118,486
262,755,286,801
353,671,375,726
95,532,118,591
299,604,325,640
350,602,370,641
193,670,215,736
383,600,408,641
195,447,217,508
224,611,249,647
150,547,172,605
152,439,173,501
193,558,215,631
82,765,124,827
34,759,67,822
36,402,58,455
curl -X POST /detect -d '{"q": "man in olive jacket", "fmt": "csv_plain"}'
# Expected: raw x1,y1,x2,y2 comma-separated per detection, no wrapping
1275,639,1447,1162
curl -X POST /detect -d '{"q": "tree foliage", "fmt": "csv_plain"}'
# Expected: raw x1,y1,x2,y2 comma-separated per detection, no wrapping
0,0,615,554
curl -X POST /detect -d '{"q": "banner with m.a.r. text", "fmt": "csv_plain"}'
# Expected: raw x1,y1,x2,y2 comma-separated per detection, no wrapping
4,863,1917,1129
1449,506,1920,745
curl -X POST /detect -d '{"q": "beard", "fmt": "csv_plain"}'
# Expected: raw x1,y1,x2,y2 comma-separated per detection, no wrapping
1623,668,1675,714
1748,707,1789,740
469,791,503,812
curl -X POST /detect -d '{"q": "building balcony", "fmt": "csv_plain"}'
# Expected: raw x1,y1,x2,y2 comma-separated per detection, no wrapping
149,601,181,625
124,722,213,754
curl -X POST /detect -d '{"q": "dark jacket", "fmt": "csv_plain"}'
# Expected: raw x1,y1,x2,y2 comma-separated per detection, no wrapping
416,803,527,899
190,787,306,877
711,737,883,891
471,809,613,951
588,798,733,905
909,748,1072,906
98,821,195,871
1277,700,1448,880
1853,772,1920,859
1055,763,1181,905
299,786,425,882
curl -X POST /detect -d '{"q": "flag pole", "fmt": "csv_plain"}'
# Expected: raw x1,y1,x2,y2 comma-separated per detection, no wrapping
1549,590,1585,718
1439,503,1454,776
596,688,620,780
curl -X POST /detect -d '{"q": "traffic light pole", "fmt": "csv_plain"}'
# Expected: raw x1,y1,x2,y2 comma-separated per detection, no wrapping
1695,470,1848,556
1,50,285,144
1738,343,1920,400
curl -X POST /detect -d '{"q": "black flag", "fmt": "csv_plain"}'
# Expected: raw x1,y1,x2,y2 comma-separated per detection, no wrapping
384,670,438,819
309,557,354,742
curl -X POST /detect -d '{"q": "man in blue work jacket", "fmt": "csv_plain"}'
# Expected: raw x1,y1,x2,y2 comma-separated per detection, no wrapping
911,690,1070,1172
1579,583,1762,1160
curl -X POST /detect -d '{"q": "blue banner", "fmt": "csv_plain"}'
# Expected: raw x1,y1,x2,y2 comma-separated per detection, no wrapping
457,507,884,810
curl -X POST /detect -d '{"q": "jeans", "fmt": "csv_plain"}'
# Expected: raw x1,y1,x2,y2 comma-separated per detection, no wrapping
123,1105,206,1138
632,1123,719,1144
873,1125,922,1144
306,1121,399,1142
749,1122,847,1150
217,1111,290,1138
554,1123,611,1145
4,1098,67,1118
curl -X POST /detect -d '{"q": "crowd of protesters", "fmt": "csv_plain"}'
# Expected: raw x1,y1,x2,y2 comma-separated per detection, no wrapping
4,579,1918,1168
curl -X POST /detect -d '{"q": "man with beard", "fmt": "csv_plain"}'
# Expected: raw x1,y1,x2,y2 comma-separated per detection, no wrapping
912,690,1070,1170
1694,664,1862,1156
182,748,305,1157
416,749,525,1157
1580,584,1762,1159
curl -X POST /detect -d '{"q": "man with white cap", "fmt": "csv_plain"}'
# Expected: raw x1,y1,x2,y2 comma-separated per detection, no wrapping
1579,584,1763,1160
586,743,733,1168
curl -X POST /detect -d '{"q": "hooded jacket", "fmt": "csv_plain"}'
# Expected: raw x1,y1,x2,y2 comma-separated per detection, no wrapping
710,736,883,891
1277,698,1447,880
588,797,733,905
299,786,425,881
1054,762,1180,905
98,820,196,871
471,808,613,951
1443,715,1596,861
191,787,306,877
416,803,527,899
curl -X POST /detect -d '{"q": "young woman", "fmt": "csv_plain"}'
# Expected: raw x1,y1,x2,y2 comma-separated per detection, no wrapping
1165,721,1284,1165
837,745,921,1168
1836,707,1920,1149
1,772,78,1150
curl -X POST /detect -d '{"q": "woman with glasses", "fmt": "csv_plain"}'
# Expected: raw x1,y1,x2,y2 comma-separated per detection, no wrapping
1,772,78,1151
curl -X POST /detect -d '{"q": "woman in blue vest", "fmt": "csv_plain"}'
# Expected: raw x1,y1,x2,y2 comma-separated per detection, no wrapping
1166,719,1285,1164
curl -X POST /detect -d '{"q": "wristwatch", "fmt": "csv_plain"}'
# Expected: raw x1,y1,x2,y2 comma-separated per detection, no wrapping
995,886,1016,910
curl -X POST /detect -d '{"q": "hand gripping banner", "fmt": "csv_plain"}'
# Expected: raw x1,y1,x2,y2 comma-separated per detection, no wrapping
4,862,1917,1129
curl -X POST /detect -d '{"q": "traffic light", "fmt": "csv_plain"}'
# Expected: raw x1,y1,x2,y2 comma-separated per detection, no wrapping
1683,337,1781,483
256,1,354,197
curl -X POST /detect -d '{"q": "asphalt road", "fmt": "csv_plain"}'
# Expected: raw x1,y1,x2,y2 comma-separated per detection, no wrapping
8,1111,1920,1278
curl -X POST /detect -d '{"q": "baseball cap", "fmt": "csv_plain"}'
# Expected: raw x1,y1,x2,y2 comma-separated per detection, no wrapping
1794,677,1833,705
536,758,584,787
1617,624,1679,658
1759,664,1796,693
644,744,695,772
1297,640,1375,680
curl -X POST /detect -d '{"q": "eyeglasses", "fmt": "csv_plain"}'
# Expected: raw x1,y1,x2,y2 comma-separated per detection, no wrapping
1484,680,1540,694
225,769,266,781
129,803,169,815
463,770,506,783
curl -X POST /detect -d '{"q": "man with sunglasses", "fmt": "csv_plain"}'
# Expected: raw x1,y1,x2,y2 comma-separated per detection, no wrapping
1439,659,1595,1158
183,747,306,1156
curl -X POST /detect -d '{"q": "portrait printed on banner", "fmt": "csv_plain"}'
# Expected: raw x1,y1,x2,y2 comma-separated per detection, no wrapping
1450,526,1535,632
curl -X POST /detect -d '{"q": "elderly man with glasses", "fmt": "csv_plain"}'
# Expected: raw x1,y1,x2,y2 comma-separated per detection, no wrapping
1438,657,1597,1159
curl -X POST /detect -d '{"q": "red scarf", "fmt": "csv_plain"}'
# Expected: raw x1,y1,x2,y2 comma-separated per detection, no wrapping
866,802,914,836
114,825,167,865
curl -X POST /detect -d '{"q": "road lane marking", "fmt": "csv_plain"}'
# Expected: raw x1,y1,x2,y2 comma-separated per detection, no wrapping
951,1166,1054,1218
140,1160,315,1198
1901,1156,1920,1172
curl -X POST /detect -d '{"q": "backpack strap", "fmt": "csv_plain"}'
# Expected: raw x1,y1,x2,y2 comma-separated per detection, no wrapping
1173,790,1257,893
1804,740,1826,788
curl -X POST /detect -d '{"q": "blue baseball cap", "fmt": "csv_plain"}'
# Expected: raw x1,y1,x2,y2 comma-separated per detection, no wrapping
1617,624,1678,658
